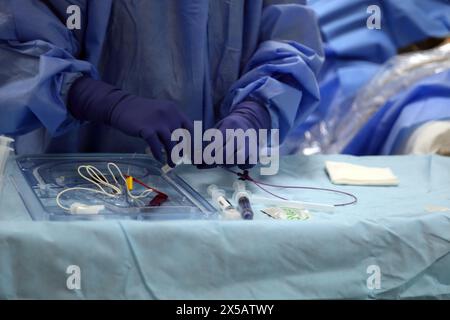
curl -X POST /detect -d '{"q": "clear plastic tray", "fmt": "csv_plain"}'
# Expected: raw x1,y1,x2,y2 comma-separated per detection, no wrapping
11,154,217,221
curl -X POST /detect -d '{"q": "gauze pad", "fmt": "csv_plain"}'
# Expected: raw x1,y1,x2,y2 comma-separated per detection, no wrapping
325,161,399,186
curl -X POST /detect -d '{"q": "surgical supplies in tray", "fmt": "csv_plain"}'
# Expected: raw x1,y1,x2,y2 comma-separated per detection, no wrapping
12,154,216,221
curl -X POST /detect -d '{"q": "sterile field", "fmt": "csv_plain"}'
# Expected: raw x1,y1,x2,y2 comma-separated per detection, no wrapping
0,0,449,305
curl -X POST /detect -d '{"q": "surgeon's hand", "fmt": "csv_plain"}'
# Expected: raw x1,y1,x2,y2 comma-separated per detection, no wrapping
68,76,193,166
197,101,272,170
109,98,194,167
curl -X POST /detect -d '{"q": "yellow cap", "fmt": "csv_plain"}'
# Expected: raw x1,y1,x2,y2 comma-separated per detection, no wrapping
126,176,134,191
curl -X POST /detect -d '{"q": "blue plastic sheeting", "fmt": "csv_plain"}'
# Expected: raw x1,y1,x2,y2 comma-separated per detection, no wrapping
1,155,450,299
310,0,450,63
287,0,450,155
344,69,450,155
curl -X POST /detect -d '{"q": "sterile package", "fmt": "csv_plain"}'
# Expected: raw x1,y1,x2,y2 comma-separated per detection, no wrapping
11,154,217,221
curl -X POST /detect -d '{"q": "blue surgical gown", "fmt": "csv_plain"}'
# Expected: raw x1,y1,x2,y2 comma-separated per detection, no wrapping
0,0,324,154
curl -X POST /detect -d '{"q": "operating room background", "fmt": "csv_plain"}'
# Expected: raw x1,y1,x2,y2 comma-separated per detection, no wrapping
2,0,450,157
285,0,450,156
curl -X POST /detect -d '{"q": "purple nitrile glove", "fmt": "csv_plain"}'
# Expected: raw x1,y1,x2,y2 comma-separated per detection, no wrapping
197,101,272,170
68,76,193,167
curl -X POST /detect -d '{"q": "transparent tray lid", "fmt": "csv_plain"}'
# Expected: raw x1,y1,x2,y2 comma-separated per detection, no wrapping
12,154,217,221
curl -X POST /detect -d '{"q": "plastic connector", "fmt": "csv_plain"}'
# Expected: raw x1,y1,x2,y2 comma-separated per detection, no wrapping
126,176,134,191
232,181,251,203
69,203,105,215
207,185,241,220
161,164,173,174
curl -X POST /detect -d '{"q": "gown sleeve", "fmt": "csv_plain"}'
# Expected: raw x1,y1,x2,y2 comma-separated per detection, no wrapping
222,0,324,142
0,0,111,136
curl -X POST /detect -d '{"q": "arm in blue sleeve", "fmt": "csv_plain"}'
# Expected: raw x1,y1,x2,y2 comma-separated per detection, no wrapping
0,0,111,136
221,1,324,142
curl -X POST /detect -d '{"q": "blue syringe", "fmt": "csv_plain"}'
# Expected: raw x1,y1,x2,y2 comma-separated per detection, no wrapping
232,181,254,220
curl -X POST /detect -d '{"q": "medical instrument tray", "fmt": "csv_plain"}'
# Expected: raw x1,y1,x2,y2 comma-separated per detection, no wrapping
12,154,217,221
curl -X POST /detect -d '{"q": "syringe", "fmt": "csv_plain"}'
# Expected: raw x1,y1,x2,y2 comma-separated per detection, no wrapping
207,184,241,220
232,181,254,220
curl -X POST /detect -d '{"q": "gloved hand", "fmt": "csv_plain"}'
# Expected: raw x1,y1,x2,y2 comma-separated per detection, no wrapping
68,76,193,167
197,101,272,170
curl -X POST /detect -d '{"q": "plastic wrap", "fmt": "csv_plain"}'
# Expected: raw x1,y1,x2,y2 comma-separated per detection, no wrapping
296,43,450,154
